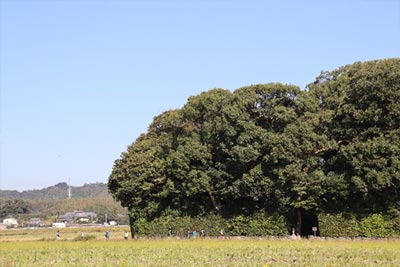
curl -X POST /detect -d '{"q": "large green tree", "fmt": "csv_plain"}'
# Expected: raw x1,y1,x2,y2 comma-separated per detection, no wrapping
109,58,400,236
307,59,400,214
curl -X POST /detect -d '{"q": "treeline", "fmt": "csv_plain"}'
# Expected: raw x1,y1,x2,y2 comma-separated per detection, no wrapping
0,197,128,225
0,183,128,224
109,59,400,236
1,182,109,200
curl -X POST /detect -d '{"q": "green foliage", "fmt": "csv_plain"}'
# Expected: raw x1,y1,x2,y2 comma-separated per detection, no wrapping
319,213,400,238
359,214,395,238
308,59,400,214
134,215,225,237
133,213,288,237
109,58,400,237
318,213,361,237
247,213,288,236
0,198,31,218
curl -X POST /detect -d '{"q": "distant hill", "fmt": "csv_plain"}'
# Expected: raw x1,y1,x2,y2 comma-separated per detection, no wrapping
0,182,109,200
0,182,128,224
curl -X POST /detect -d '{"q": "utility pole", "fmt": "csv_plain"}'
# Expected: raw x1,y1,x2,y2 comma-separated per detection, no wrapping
68,178,71,199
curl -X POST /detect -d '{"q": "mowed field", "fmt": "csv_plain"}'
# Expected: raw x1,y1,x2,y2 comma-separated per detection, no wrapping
1,227,399,267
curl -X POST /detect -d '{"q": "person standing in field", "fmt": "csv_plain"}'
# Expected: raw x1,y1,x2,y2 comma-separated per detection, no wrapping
219,229,224,239
124,231,129,240
56,230,60,240
168,227,172,237
105,230,109,240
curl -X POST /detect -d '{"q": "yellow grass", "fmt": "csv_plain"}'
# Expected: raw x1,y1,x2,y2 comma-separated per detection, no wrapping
1,227,399,266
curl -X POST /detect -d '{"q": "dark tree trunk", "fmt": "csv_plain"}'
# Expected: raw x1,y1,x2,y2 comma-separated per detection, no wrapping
208,189,220,211
295,208,302,236
129,214,135,238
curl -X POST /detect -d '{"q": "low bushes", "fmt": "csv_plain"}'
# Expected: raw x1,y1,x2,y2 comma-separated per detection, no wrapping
133,212,400,238
133,213,288,237
319,213,400,238
72,234,96,241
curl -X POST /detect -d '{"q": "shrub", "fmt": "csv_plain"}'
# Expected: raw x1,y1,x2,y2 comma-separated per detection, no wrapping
319,213,400,238
227,215,248,236
72,234,96,241
247,213,288,236
133,212,400,238
391,216,400,237
319,213,360,237
132,213,288,237
359,214,393,238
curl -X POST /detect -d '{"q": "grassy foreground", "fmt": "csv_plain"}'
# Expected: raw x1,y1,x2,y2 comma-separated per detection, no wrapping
1,228,399,266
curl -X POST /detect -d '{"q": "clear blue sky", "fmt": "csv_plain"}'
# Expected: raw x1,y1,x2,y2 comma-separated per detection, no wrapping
1,0,399,191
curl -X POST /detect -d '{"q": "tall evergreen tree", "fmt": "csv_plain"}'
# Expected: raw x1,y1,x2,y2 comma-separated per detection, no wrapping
109,58,400,236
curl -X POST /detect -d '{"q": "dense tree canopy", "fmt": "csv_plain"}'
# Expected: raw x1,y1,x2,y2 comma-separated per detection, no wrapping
109,59,400,235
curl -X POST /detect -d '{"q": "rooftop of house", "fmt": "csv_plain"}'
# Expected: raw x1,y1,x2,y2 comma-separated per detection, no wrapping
58,211,97,221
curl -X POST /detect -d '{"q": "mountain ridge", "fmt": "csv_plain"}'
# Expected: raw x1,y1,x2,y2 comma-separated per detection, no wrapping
0,182,109,200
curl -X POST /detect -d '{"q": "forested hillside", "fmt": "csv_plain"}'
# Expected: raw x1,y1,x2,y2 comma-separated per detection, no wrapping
109,59,400,237
0,182,108,199
0,183,128,224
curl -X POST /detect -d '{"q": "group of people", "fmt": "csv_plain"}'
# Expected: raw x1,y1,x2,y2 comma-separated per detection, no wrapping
168,228,224,238
55,229,225,240
168,228,205,238
105,230,129,240
185,229,205,238
55,230,129,240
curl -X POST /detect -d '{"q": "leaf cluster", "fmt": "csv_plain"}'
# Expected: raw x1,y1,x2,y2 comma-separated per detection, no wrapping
109,59,400,226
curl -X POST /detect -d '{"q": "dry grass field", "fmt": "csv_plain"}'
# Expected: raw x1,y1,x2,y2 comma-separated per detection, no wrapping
1,227,399,266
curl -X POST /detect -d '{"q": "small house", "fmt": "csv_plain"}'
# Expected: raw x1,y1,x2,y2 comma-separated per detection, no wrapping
3,218,18,228
75,211,97,223
57,211,97,224
25,218,46,228
58,212,75,223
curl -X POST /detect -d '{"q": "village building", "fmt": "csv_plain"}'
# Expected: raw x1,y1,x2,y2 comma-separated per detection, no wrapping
2,218,19,228
25,218,47,228
57,211,97,224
